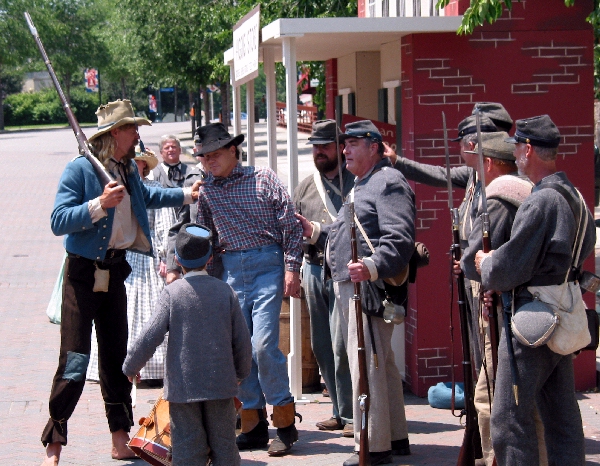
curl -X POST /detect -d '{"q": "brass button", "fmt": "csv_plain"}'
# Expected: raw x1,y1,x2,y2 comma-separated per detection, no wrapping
99,247,103,250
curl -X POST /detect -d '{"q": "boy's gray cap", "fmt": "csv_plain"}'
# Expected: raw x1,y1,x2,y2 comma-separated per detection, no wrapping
472,102,514,132
175,223,212,269
451,114,497,141
339,120,382,143
505,115,561,148
464,132,515,161
307,119,341,145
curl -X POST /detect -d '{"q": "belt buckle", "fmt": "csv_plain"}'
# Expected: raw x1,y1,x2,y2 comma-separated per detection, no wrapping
107,249,116,259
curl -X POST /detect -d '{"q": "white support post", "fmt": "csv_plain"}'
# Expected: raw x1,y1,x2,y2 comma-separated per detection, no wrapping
230,66,242,140
263,46,278,173
246,80,255,166
282,36,303,401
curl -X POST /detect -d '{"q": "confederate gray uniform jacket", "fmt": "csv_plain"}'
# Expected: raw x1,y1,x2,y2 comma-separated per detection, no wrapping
481,172,595,291
461,174,533,282
394,157,479,247
294,168,354,266
317,158,415,282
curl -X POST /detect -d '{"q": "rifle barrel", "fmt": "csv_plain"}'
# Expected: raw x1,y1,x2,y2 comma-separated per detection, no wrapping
348,202,371,466
24,12,112,186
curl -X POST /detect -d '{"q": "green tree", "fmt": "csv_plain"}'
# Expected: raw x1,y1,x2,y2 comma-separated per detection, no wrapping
27,0,110,102
0,0,34,129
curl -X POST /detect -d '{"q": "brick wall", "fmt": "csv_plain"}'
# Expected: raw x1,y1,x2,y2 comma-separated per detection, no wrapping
401,0,595,396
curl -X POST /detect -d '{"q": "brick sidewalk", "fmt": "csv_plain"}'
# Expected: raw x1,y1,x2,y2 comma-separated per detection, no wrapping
1,126,600,465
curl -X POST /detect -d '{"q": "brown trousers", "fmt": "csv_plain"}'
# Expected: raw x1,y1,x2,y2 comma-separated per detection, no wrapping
41,255,133,446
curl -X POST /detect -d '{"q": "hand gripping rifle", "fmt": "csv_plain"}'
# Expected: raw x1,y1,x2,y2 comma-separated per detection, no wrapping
474,111,500,391
443,112,482,466
348,201,371,466
24,12,113,186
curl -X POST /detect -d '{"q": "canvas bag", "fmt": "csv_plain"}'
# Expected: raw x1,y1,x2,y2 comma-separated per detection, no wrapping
513,187,591,355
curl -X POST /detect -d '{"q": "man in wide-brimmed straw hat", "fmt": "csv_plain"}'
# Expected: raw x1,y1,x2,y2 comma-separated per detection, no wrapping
41,99,201,466
194,122,303,457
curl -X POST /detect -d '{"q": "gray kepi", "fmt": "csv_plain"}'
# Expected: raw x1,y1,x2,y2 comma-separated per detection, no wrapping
505,115,561,148
306,119,341,145
464,132,515,161
175,223,213,269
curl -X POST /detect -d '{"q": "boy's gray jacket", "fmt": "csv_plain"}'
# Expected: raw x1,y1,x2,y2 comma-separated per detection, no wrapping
317,158,416,282
123,274,252,403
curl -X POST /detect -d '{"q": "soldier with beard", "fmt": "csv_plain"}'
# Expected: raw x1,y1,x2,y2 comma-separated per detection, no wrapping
293,120,355,437
41,100,200,466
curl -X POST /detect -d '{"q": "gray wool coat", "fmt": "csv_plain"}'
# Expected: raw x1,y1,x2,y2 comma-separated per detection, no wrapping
123,272,252,403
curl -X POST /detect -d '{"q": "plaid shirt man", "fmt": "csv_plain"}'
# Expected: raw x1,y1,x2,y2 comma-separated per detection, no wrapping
196,164,302,272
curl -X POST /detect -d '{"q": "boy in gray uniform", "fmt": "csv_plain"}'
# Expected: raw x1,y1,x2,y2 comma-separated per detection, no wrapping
123,223,252,466
475,115,595,466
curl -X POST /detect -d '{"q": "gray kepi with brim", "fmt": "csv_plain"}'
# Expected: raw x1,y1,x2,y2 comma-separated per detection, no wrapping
472,102,514,132
505,115,561,148
306,119,342,145
195,123,244,156
338,120,382,143
175,223,213,269
451,114,497,142
463,132,515,161
89,99,151,142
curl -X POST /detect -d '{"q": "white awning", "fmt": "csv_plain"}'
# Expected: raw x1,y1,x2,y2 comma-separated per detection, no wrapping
225,15,463,64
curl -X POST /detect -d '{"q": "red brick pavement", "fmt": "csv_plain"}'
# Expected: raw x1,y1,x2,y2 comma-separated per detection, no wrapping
1,125,600,465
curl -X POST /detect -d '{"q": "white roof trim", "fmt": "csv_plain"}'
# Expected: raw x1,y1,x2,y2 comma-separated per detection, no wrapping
225,15,462,64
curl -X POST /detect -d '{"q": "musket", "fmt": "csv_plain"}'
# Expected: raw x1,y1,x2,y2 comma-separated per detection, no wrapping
443,112,482,466
474,110,500,389
501,292,519,405
24,12,113,186
348,201,371,466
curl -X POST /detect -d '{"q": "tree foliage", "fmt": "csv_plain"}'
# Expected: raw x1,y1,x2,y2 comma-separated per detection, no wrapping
436,0,577,34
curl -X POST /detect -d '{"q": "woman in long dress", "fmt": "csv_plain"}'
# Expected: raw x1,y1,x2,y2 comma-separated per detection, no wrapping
87,147,177,383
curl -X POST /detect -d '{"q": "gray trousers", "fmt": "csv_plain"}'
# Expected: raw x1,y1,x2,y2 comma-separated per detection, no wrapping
491,332,585,466
302,261,353,423
334,281,408,453
169,398,240,466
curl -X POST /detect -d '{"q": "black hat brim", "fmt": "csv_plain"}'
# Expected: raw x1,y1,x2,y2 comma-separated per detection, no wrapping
306,137,337,145
197,134,244,156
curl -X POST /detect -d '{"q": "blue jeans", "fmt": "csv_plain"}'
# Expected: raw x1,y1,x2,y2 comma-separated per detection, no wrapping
302,261,353,423
221,244,293,409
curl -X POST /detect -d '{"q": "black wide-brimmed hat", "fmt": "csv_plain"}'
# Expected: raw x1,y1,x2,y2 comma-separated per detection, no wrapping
306,119,341,145
195,123,244,156
451,114,497,142
175,223,212,269
339,120,382,143
505,115,561,148
472,102,514,132
464,132,515,161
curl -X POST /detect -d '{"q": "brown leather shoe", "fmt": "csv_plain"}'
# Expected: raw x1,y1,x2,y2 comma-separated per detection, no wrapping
315,417,343,430
342,423,354,438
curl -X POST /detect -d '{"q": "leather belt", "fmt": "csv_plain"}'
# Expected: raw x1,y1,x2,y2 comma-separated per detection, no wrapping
67,249,126,266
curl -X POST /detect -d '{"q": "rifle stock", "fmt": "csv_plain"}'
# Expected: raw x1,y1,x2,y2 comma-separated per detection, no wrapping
443,113,482,465
348,202,371,466
24,12,112,186
474,110,499,387
452,210,483,466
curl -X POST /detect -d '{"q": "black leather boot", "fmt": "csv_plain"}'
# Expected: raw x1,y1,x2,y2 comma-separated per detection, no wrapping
267,402,301,456
236,408,269,450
